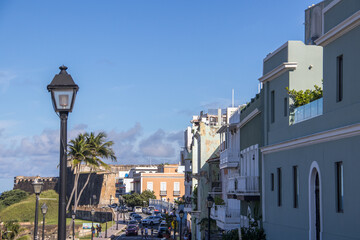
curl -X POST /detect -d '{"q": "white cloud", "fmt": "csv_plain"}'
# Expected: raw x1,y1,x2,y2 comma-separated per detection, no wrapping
0,71,16,93
0,123,184,191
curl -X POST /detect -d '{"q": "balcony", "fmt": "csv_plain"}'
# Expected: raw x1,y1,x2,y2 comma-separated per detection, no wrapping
211,205,240,230
173,191,180,196
290,98,323,125
220,149,239,169
160,190,167,196
228,176,260,200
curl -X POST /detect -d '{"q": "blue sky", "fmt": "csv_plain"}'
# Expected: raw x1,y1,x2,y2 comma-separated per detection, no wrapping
0,0,321,193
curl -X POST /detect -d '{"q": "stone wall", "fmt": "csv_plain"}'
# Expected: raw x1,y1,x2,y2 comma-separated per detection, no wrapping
13,176,59,194
74,206,113,222
66,168,118,207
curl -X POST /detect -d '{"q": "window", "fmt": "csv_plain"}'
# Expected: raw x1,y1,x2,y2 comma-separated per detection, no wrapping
271,173,274,191
277,168,282,206
284,97,288,117
336,55,343,102
174,182,180,191
147,182,153,191
293,166,299,208
271,90,275,123
160,182,167,191
336,162,343,212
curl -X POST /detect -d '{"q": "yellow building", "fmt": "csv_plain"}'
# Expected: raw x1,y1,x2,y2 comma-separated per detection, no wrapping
133,164,185,201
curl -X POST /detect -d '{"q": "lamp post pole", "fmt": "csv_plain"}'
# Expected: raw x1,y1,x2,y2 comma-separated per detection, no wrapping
179,210,184,240
34,194,40,240
91,209,95,240
33,179,43,240
105,208,108,238
72,213,76,240
41,203,48,240
59,111,68,240
116,209,119,230
207,195,214,240
167,198,170,214
48,66,79,240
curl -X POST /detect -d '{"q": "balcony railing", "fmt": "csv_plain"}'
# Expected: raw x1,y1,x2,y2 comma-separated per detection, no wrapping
173,191,180,196
211,205,240,223
290,98,323,125
220,149,239,167
228,176,259,194
160,191,167,196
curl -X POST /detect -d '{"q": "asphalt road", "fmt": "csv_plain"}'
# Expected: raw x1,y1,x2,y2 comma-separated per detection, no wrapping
114,212,165,240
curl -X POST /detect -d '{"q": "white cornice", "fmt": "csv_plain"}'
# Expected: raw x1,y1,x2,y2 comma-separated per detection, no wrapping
263,42,288,63
261,122,360,154
238,108,260,128
316,10,360,46
258,62,297,83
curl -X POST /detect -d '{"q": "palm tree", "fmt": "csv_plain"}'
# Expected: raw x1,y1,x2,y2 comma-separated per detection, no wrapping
66,132,117,234
66,133,91,212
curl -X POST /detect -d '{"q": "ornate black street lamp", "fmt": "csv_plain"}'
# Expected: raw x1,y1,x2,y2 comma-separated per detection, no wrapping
91,208,95,240
105,207,108,238
41,203,48,240
33,179,43,240
116,208,119,230
72,212,76,240
167,198,170,213
207,195,214,240
48,65,79,240
179,210,184,240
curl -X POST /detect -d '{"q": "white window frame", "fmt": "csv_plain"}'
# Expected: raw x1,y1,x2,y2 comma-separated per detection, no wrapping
174,182,180,191
147,181,153,191
160,182,167,191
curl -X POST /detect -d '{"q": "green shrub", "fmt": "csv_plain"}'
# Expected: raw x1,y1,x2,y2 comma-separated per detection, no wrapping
0,190,28,207
214,196,225,205
286,84,323,110
241,215,266,240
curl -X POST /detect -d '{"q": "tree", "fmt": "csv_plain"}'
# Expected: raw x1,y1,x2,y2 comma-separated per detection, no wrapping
0,190,27,207
1,221,21,240
140,190,156,206
122,191,156,208
66,132,117,235
123,193,143,208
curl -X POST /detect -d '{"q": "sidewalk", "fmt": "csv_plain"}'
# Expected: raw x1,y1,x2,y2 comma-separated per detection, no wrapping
93,222,126,240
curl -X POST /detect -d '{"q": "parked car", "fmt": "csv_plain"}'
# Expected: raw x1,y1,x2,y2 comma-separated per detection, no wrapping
145,206,154,215
128,220,138,226
125,225,138,236
109,203,118,208
133,214,143,223
117,206,128,212
142,216,162,225
157,226,168,238
158,221,167,230
129,212,137,219
134,206,142,213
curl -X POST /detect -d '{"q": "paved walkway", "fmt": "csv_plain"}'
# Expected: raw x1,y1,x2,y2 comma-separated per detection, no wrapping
93,222,127,240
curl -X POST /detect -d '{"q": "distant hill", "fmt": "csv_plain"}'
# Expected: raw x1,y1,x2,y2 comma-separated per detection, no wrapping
0,190,59,224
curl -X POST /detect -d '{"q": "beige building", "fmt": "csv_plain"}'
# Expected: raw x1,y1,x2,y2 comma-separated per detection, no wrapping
133,164,185,201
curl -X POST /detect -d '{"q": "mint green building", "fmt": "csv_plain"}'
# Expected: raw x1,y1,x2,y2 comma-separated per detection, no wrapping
261,1,360,239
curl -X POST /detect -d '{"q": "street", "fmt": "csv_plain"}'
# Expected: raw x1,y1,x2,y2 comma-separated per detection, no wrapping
113,212,165,240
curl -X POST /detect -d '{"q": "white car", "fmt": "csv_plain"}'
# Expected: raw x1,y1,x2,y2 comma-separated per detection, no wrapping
134,206,142,213
142,216,162,225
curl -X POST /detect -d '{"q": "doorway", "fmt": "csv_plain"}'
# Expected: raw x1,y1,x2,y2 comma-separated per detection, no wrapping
309,162,322,240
